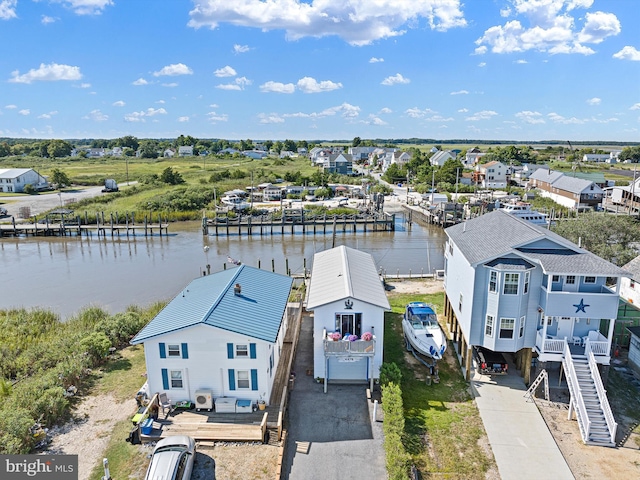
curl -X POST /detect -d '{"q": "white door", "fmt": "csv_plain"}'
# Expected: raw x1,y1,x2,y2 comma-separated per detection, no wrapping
557,317,573,341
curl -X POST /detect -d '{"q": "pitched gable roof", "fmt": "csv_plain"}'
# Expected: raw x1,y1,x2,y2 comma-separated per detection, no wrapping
306,245,390,310
131,265,293,344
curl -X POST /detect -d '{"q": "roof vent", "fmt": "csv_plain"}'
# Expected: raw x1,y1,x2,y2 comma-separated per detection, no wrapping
234,283,242,296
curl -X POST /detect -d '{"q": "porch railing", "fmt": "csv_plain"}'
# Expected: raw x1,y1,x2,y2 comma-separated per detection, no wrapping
584,331,609,356
324,338,375,355
563,343,591,442
536,330,565,354
585,343,617,444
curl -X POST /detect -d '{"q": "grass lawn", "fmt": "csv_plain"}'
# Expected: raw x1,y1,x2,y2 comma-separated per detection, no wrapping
87,344,149,480
385,292,496,479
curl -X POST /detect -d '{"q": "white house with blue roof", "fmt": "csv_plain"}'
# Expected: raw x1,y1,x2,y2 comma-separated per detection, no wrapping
131,265,293,408
442,210,628,446
306,246,390,391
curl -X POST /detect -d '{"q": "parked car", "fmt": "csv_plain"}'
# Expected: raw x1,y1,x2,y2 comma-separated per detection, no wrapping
144,435,197,480
0,206,7,216
473,346,509,375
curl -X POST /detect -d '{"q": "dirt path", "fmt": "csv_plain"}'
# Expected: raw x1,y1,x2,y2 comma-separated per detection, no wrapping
45,394,136,480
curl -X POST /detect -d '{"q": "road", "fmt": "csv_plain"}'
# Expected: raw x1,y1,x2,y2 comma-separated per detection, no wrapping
0,186,108,219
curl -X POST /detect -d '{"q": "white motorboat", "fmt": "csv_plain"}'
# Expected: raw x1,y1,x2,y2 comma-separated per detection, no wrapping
402,302,446,360
220,192,250,210
499,201,550,226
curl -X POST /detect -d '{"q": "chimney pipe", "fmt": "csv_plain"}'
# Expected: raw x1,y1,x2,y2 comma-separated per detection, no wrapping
234,283,241,296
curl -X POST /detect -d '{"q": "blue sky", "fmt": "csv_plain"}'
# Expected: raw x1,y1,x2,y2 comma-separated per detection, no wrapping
1,0,638,142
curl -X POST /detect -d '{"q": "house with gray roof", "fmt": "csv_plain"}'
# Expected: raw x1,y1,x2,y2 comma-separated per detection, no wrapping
131,265,293,408
442,210,626,445
0,168,48,193
529,168,604,210
306,246,390,391
620,255,640,307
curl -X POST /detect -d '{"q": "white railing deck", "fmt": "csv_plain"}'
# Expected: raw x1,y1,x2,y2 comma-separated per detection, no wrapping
536,329,609,357
563,343,591,443
536,330,565,354
324,338,375,355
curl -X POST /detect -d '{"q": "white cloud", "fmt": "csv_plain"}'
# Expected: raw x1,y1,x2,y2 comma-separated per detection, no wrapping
630,103,640,111
478,62,486,67
162,82,179,87
547,112,585,124
458,108,468,113
369,57,384,63
84,109,108,121
178,116,190,122
214,65,237,77
365,114,387,126
156,100,166,104
37,111,58,119
188,0,466,46
450,90,468,95
465,110,498,121
586,97,601,106
297,77,342,93
284,102,360,120
78,82,91,88
112,100,125,107
41,15,56,24
5,104,17,109
233,44,250,53
590,116,618,124
0,0,17,20
132,78,148,86
9,63,82,84
55,0,114,16
613,46,640,61
475,1,620,56
515,59,527,64
258,113,285,124
124,107,167,122
209,103,219,108
207,111,229,123
379,107,392,114
405,107,435,118
424,115,454,122
260,81,296,94
381,73,410,86
515,110,545,124
216,76,252,91
18,109,30,116
153,63,193,77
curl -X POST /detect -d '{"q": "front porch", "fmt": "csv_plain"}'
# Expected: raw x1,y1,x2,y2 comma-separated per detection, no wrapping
535,329,611,363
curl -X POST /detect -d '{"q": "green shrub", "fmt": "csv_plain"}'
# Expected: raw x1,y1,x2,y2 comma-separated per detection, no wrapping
23,184,37,194
380,362,402,387
79,332,112,365
0,407,36,454
382,382,410,480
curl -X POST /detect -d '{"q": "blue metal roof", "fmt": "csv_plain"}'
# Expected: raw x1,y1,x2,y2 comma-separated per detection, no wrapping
131,265,293,344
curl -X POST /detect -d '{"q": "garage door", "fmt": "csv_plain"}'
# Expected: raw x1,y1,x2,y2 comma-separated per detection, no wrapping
328,356,368,382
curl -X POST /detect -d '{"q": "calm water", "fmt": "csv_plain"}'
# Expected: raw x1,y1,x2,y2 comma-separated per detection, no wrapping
0,212,446,318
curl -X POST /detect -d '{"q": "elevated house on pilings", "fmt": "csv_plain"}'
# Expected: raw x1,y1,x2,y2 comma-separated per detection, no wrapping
441,210,628,447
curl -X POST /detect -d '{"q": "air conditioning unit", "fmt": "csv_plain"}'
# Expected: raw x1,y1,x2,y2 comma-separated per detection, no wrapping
194,389,213,411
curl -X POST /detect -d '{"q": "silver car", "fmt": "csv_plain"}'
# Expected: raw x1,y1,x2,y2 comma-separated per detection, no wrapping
145,435,196,480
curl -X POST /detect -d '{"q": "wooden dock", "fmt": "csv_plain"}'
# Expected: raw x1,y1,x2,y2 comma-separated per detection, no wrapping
403,203,463,227
202,210,395,236
0,212,169,238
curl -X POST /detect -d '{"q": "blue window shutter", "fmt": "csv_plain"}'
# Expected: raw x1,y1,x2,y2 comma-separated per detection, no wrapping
228,370,236,390
159,343,166,358
249,343,256,359
227,343,234,359
251,369,258,391
161,369,169,389
181,343,188,359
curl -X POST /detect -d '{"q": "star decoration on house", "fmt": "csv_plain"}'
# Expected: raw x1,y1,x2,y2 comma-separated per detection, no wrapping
573,298,589,313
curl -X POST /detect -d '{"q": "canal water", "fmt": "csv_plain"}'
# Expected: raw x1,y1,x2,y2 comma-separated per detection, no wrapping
0,212,446,318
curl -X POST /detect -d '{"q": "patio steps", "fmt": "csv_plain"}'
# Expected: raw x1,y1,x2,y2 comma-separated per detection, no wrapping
567,354,616,447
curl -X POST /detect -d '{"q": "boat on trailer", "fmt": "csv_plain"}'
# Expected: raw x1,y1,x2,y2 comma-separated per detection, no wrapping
402,302,447,360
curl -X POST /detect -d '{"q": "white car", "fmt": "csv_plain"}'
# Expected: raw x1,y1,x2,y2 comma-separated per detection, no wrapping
144,435,198,480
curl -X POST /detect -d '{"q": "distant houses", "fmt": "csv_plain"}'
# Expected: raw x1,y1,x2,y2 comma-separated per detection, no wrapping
529,168,604,210
0,168,48,193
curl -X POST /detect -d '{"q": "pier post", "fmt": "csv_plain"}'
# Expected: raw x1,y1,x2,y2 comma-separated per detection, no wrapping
272,258,275,273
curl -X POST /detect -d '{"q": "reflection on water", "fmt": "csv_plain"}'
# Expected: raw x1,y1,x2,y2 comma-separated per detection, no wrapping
0,213,446,318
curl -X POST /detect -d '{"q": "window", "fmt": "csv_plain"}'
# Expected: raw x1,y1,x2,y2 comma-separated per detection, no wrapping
524,271,530,294
489,271,497,293
237,370,250,389
335,313,362,336
170,370,183,389
499,318,515,339
459,293,463,311
236,345,248,357
584,276,596,283
485,315,494,337
566,275,576,285
167,344,181,357
552,275,560,282
519,316,526,338
503,273,519,295
449,242,453,255
631,279,636,290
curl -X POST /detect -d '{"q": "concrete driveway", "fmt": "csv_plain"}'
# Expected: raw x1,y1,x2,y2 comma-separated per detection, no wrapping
282,314,386,480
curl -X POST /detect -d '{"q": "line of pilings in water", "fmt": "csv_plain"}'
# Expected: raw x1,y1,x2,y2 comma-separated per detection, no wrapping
0,211,169,238
202,210,395,236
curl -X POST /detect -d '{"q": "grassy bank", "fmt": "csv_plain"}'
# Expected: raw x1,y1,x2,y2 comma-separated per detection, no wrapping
384,291,496,479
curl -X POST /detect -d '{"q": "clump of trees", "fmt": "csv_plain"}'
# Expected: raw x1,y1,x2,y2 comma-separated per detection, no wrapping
0,306,157,453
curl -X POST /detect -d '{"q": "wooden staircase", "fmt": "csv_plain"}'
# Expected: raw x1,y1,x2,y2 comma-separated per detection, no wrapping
563,343,617,447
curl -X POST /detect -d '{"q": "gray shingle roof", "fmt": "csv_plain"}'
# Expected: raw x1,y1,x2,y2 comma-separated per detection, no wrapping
131,265,293,344
551,175,603,194
622,255,640,279
306,245,390,310
446,210,628,276
530,168,563,183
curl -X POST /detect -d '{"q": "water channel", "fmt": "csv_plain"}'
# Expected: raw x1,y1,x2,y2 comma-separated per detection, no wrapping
0,211,446,318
